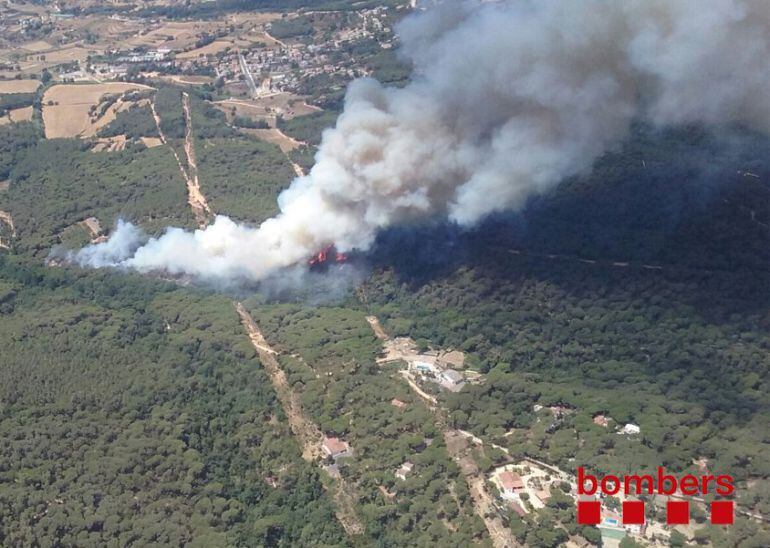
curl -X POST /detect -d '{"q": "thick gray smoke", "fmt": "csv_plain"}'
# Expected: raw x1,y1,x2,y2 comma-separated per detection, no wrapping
73,0,770,282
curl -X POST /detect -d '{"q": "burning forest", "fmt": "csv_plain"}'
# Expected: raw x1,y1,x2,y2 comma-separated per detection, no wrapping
67,0,770,285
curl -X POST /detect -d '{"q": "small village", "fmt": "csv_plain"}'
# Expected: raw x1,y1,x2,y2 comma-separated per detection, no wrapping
0,2,402,101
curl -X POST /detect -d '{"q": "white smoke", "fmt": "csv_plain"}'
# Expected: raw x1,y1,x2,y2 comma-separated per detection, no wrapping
74,0,770,282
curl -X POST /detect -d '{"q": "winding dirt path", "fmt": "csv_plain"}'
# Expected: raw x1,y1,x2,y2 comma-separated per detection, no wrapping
234,303,365,537
365,315,519,548
0,209,16,249
150,95,211,228
181,92,212,227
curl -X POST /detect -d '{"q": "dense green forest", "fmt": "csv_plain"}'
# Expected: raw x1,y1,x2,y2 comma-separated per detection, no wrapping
99,104,159,140
0,257,346,546
196,137,295,223
0,132,193,256
1,67,767,547
247,303,490,546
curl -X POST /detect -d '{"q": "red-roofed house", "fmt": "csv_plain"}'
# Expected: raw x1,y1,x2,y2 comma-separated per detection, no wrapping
322,436,352,460
499,471,525,498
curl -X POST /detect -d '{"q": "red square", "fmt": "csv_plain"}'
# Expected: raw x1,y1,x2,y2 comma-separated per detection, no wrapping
577,501,601,525
667,500,689,524
711,501,734,525
622,500,645,524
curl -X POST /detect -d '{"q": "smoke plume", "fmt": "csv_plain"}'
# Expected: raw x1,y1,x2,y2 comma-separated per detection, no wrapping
75,0,770,283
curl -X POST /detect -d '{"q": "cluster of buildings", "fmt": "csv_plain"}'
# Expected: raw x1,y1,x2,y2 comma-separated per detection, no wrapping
219,7,396,97
492,463,557,517
378,337,471,392
492,461,650,544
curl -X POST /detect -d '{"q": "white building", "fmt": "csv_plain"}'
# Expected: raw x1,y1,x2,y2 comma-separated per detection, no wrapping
395,462,414,481
439,369,465,392
622,423,641,435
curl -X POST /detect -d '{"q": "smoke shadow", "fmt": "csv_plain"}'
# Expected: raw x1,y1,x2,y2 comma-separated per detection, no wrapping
364,124,769,421
368,123,769,290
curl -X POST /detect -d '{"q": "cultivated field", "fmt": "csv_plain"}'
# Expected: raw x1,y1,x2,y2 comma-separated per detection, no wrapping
0,106,33,126
8,106,33,123
38,45,94,64
42,83,153,138
91,135,127,152
140,137,163,148
0,79,40,93
159,75,215,88
126,21,228,51
19,40,53,53
176,40,234,59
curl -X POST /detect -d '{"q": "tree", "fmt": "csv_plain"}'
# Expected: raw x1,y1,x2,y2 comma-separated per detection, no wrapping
581,525,602,546
669,529,687,547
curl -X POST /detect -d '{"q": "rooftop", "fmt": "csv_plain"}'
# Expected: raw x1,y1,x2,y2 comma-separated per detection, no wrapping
441,369,464,382
391,398,407,409
322,436,350,456
500,471,525,491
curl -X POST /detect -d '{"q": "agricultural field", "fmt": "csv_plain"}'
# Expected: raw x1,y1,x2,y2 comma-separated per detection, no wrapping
126,21,230,51
1,106,33,125
175,40,236,59
0,79,41,94
42,83,153,139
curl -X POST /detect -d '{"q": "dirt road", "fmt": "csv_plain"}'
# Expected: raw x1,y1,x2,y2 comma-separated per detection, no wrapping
234,303,365,537
365,315,519,547
365,315,388,340
0,209,16,249
181,92,212,227
444,430,520,548
0,210,15,235
150,96,211,228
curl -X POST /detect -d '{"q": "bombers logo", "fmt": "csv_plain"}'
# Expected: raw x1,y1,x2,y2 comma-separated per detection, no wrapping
576,467,735,526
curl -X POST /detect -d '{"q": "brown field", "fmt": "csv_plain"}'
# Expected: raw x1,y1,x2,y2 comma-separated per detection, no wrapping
162,75,215,86
176,40,234,59
215,99,275,124
42,83,153,139
37,46,95,64
127,21,229,51
226,12,283,26
0,79,41,94
20,40,53,53
140,136,163,148
8,106,33,123
91,135,127,152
